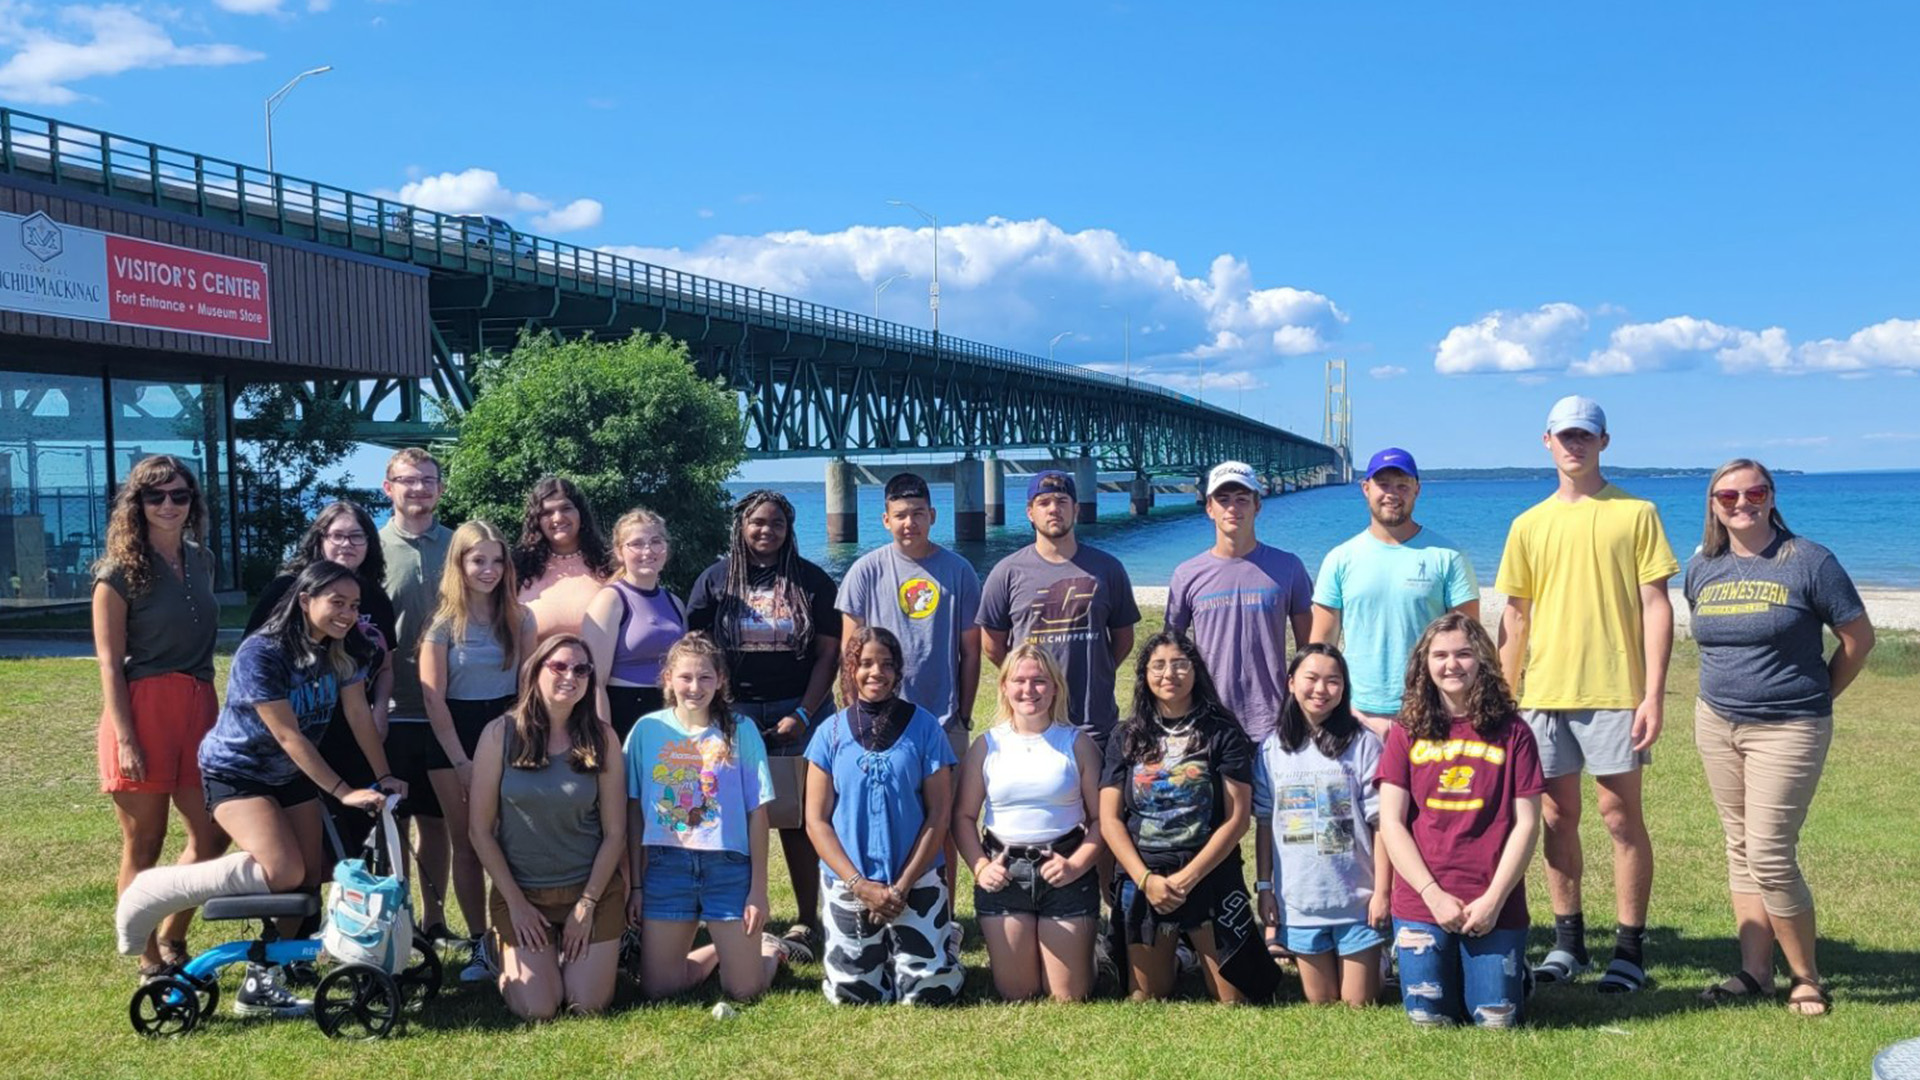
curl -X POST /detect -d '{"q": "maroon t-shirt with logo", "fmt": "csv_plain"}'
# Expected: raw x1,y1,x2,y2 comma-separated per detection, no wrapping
1377,715,1544,929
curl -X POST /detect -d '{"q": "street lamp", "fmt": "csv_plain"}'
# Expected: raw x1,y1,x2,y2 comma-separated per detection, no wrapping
886,199,939,335
264,65,333,173
874,272,912,318
1048,330,1073,361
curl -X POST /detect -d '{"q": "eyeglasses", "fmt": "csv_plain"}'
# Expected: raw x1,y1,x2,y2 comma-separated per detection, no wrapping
324,531,368,547
386,474,441,489
543,660,593,678
140,489,193,506
623,537,669,550
1711,486,1771,508
1147,659,1195,675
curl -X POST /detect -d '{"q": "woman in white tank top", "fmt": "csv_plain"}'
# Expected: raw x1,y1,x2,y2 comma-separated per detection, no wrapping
953,643,1106,1001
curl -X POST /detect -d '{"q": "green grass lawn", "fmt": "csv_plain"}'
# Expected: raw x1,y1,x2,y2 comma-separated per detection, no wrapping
4,613,1916,1078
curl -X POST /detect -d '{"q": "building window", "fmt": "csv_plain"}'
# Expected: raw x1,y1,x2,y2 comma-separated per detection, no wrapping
110,377,234,592
1,369,110,604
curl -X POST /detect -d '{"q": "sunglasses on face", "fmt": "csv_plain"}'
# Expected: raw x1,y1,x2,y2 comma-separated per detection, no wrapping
140,489,193,506
543,660,593,678
1712,486,1771,508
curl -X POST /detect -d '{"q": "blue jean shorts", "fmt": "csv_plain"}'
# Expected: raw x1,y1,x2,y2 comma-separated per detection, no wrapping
1283,920,1386,957
642,845,752,922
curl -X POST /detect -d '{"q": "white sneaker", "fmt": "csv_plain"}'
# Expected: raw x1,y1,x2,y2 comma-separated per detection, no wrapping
233,962,311,1018
459,936,495,983
946,921,964,960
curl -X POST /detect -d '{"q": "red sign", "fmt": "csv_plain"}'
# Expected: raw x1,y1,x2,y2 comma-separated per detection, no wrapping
105,236,271,342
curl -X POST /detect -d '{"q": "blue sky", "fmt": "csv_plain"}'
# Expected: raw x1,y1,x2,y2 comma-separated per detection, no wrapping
6,0,1918,478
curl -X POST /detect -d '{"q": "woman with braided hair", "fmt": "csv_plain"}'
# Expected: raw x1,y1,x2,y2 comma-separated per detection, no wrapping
686,489,842,952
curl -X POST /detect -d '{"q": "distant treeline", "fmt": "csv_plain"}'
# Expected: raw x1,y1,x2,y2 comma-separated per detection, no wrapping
1418,467,1804,481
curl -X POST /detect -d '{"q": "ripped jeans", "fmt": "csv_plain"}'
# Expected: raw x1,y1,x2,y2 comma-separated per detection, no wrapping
1392,919,1529,1029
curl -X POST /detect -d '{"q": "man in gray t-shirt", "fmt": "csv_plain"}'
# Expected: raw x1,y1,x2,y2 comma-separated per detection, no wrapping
379,450,452,720
838,473,983,740
978,470,1140,746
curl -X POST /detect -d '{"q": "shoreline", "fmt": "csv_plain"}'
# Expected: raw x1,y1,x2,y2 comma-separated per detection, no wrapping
1130,585,1920,633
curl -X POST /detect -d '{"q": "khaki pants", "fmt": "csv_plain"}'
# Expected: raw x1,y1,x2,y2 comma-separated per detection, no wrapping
1693,699,1831,918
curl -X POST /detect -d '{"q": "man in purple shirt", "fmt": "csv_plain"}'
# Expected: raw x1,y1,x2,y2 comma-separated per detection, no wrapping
1167,461,1314,744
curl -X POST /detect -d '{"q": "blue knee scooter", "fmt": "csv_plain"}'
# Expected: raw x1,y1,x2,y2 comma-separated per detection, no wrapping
127,798,442,1039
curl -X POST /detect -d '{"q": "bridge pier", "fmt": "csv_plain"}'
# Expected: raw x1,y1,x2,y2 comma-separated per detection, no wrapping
1130,472,1153,516
953,455,986,541
983,452,1004,526
1074,455,1099,524
1196,471,1208,506
826,457,858,543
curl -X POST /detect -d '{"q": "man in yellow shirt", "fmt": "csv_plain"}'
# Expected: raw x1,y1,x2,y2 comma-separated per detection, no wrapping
1495,396,1677,996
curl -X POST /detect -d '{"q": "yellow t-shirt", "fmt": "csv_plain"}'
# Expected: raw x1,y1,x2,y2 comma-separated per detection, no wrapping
1494,484,1679,709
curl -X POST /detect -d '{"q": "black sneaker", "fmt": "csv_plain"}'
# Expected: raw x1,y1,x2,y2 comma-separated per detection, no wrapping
233,963,311,1018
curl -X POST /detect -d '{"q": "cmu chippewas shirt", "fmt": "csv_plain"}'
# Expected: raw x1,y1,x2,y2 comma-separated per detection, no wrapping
1377,716,1544,929
977,544,1140,737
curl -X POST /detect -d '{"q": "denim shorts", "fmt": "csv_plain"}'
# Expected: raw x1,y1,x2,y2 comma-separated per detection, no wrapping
1283,920,1386,957
974,858,1101,920
642,845,752,922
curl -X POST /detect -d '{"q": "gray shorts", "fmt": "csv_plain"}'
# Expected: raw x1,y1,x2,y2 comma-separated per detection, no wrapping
1521,708,1649,779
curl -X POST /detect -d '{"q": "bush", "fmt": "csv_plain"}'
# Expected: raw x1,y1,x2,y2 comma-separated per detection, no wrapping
438,331,744,596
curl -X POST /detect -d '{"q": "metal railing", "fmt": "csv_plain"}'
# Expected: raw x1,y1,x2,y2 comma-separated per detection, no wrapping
0,108,1329,448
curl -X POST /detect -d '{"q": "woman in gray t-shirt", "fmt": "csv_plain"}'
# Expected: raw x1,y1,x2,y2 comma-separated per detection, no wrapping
1685,459,1874,1017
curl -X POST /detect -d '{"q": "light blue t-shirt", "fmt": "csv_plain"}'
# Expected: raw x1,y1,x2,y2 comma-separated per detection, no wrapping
623,708,774,855
804,701,957,885
1313,528,1478,715
1251,727,1382,927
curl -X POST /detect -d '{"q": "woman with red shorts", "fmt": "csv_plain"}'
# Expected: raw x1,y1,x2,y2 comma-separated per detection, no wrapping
92,455,230,980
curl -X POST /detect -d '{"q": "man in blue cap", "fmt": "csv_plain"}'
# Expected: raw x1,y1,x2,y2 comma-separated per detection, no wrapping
977,469,1140,750
1310,448,1480,737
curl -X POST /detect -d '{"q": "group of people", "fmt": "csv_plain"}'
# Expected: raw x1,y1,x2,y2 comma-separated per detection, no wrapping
98,393,1876,1027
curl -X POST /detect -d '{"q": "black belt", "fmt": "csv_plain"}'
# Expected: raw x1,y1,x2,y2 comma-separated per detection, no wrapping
983,825,1085,862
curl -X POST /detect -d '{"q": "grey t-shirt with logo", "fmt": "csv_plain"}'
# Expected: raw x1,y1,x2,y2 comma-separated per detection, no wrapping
977,543,1140,741
1684,534,1866,722
837,543,982,732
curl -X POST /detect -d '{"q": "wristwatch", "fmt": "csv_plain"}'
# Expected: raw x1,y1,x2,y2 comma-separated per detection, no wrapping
1254,880,1274,893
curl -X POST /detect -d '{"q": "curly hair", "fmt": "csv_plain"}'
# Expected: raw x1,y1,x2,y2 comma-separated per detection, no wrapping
513,475,610,587
93,455,205,598
1117,629,1231,766
282,501,386,586
714,490,813,658
660,632,737,747
505,633,606,774
1399,612,1518,741
836,624,904,708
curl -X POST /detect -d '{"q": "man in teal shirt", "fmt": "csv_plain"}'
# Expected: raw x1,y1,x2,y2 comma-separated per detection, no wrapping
1310,448,1479,736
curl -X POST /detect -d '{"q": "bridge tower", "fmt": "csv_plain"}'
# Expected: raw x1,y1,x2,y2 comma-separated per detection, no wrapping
1324,358,1353,484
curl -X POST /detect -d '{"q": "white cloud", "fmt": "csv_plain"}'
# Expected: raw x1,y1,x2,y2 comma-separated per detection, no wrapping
213,0,282,12
1862,431,1920,441
379,169,602,234
1432,302,1587,375
1369,364,1407,380
596,216,1346,383
0,3,261,104
532,198,603,233
1573,315,1752,376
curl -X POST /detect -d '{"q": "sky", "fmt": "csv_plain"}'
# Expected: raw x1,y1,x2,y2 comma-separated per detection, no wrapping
5,0,1918,479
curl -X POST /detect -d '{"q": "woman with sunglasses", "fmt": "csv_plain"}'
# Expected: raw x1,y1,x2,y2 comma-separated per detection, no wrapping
92,455,229,981
1686,459,1874,1017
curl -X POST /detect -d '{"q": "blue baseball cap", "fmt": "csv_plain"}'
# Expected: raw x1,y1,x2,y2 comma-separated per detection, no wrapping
1026,470,1077,503
1364,447,1419,480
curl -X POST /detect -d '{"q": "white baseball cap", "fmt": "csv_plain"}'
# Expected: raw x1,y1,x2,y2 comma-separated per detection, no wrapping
1545,395,1607,436
1205,460,1260,496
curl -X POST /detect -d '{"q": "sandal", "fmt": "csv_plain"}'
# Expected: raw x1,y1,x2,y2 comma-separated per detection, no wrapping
136,959,179,982
1786,975,1832,1017
1700,969,1773,1004
1597,957,1650,994
1533,948,1590,984
158,938,192,968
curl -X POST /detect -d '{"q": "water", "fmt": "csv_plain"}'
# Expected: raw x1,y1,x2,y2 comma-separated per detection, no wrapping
731,470,1920,589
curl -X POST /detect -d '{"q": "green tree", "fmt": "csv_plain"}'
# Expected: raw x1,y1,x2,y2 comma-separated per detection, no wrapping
233,381,357,590
439,331,743,595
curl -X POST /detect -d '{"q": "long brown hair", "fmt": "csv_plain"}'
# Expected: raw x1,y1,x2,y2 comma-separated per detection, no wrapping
1399,612,1517,740
505,634,606,773
1699,458,1794,558
94,455,205,597
428,521,525,670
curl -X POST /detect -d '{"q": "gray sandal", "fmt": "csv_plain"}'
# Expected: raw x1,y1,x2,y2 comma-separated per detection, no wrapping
1532,948,1590,984
1597,957,1650,994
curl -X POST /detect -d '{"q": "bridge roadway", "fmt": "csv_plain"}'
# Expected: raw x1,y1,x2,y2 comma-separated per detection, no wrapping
0,109,1347,537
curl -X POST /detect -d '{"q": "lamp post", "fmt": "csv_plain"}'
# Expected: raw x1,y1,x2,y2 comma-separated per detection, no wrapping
1048,330,1073,361
264,65,333,173
874,272,912,318
886,200,939,335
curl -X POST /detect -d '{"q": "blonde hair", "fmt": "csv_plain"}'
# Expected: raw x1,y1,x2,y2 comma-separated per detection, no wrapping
994,643,1072,729
1699,458,1794,558
429,521,525,669
607,507,669,582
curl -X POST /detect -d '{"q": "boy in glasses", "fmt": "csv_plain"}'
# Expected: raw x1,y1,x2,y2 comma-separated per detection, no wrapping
1495,395,1678,996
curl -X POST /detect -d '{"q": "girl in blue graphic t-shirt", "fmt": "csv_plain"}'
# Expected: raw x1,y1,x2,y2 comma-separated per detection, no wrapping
624,633,802,1001
116,560,404,1018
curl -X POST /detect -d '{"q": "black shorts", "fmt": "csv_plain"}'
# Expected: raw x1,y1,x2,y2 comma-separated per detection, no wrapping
204,769,320,814
448,695,515,758
1113,850,1248,944
384,721,444,818
606,684,663,745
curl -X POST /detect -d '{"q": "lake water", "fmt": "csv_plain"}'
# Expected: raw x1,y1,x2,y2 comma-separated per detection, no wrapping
731,470,1920,588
